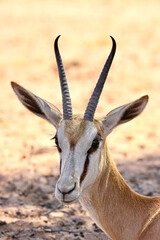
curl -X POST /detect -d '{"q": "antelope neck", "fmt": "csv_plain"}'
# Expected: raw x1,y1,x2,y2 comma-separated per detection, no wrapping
80,144,160,240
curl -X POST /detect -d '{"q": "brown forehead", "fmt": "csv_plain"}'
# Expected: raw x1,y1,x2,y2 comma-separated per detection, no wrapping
63,115,104,147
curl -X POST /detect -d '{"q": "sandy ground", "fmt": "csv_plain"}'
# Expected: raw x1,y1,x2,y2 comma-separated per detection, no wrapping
0,0,160,239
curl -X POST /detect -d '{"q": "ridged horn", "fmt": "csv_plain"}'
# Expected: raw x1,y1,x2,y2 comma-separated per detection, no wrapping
54,35,73,120
83,36,116,121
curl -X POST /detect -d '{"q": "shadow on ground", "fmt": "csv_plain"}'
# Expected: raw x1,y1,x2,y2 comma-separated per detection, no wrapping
0,152,159,240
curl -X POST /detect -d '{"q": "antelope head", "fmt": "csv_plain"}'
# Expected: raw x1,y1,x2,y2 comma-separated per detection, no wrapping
11,36,148,204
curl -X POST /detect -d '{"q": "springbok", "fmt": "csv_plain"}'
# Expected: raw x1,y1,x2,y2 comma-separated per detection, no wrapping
11,36,160,240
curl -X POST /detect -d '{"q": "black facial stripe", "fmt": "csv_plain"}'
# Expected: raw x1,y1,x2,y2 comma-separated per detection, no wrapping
80,154,89,185
60,158,62,173
57,145,62,153
80,134,102,184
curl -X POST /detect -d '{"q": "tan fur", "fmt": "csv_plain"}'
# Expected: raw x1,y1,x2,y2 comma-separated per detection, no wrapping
89,139,160,240
63,116,104,147
59,116,160,239
139,209,160,240
11,55,159,239
63,115,87,147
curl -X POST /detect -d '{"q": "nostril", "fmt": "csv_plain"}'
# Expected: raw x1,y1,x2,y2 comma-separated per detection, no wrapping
58,182,76,195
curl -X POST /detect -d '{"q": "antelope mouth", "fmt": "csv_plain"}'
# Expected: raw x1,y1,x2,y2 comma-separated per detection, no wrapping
62,197,79,205
61,197,78,205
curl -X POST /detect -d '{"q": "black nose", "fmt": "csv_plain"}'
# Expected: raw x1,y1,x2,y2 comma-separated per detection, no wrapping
58,182,76,195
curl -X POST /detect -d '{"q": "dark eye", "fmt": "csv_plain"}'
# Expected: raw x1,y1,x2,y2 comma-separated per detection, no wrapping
88,138,100,154
54,135,61,153
55,135,58,146
92,138,100,148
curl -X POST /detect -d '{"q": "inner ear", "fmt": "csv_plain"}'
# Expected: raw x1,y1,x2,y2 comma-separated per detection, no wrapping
119,95,149,124
101,95,149,136
11,81,62,128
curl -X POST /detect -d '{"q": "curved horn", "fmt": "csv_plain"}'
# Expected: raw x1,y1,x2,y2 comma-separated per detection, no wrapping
54,35,73,120
83,36,116,121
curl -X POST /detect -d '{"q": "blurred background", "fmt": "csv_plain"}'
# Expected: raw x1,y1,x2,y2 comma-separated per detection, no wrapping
0,0,160,239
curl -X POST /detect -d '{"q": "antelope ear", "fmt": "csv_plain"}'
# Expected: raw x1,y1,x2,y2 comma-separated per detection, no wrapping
101,95,149,136
11,82,62,128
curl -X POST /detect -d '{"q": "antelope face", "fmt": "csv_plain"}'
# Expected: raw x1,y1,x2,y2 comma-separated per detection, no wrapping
55,118,104,203
11,35,149,205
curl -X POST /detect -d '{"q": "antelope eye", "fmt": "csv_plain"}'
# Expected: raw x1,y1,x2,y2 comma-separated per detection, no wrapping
88,138,101,154
92,138,100,147
54,135,62,153
55,135,58,146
